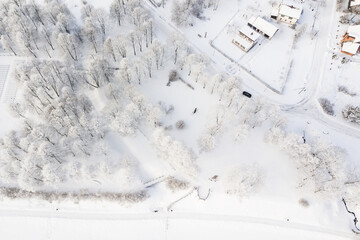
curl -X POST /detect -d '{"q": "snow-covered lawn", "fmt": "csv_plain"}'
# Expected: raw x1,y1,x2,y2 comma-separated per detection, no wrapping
210,12,248,62
211,12,296,93
241,26,294,93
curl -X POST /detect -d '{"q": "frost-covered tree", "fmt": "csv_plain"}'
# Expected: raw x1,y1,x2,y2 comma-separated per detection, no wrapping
112,103,142,136
265,127,346,196
218,76,241,102
110,0,125,26
204,0,220,10
171,0,204,27
57,33,78,61
85,56,114,88
342,105,360,124
143,49,154,78
223,165,262,200
152,129,198,179
267,105,287,129
150,39,164,69
233,124,249,143
198,105,228,152
207,73,224,95
118,58,133,84
104,37,117,62
133,59,144,84
198,133,216,152
0,35,17,55
128,30,137,55
113,35,128,58
169,32,186,64
83,17,99,53
343,167,360,214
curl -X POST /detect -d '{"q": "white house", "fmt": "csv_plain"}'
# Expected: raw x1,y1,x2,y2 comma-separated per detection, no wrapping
349,0,360,8
247,16,279,39
271,3,302,25
232,25,260,52
341,25,360,56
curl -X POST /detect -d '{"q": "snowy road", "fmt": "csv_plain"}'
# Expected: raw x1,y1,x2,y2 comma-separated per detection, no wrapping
0,207,353,240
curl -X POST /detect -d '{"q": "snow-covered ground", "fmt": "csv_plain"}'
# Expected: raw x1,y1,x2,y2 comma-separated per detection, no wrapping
0,211,352,240
0,0,359,239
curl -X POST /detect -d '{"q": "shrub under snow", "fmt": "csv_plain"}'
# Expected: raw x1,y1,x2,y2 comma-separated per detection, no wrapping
319,98,334,116
342,105,360,124
166,176,190,191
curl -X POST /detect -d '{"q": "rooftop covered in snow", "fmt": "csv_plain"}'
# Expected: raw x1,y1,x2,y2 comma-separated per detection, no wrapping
347,25,360,43
278,4,303,19
248,16,279,39
350,0,360,7
239,25,260,42
342,41,360,55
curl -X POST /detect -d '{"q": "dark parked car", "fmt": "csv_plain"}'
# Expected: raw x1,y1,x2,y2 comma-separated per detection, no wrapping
242,91,252,98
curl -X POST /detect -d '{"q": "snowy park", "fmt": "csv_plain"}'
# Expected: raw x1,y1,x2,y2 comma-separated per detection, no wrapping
0,0,359,239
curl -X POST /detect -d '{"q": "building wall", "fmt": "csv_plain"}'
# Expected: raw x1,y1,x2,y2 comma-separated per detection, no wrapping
341,33,355,44
232,39,250,52
277,15,297,25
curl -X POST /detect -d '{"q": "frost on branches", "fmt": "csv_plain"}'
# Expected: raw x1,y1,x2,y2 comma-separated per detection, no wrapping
152,129,198,180
265,127,346,197
223,165,262,200
342,105,360,125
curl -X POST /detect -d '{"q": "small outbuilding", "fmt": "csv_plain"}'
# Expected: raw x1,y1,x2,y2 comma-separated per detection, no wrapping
341,25,360,56
271,3,303,25
232,25,260,52
247,16,279,39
